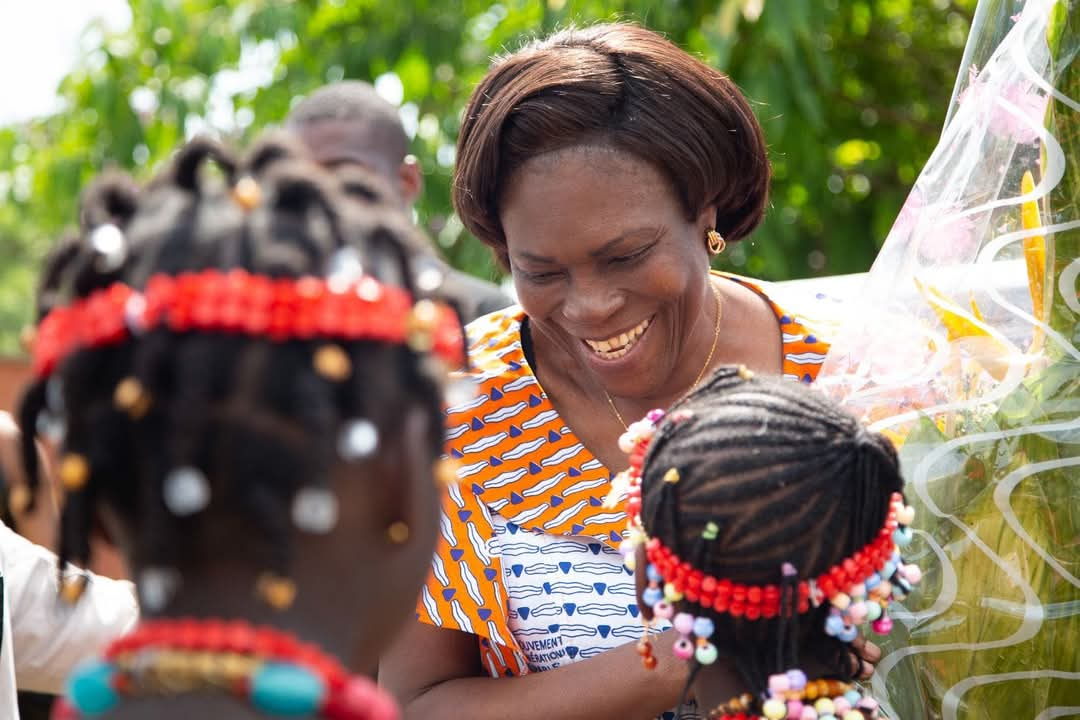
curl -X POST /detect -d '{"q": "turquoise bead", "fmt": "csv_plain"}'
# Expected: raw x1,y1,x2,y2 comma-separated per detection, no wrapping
67,660,119,715
251,663,327,717
844,690,862,705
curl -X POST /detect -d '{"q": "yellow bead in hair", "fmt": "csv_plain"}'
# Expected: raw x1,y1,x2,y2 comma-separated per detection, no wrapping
313,345,352,382
255,573,297,611
114,377,152,418
407,300,439,352
8,485,31,515
232,176,261,211
60,574,89,604
434,458,460,487
59,453,90,491
387,521,410,544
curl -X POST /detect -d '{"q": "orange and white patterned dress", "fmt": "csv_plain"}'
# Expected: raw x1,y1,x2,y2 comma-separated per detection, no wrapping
417,274,830,685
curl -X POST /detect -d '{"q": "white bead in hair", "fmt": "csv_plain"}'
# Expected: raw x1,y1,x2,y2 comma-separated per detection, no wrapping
163,466,211,516
338,418,379,460
445,376,478,408
414,256,446,293
90,223,127,272
326,246,363,292
291,487,339,534
124,293,148,334
46,376,64,413
139,566,181,612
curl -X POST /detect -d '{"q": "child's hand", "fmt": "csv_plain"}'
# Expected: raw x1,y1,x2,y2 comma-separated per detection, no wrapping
851,631,882,679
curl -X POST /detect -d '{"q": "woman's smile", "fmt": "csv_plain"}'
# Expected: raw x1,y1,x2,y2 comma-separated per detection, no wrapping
581,315,652,359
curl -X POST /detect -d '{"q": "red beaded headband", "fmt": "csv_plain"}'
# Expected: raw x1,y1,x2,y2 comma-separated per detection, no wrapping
31,269,466,378
614,404,918,635
643,501,901,619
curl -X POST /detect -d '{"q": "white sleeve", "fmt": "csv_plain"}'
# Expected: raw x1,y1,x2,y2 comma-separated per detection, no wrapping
0,521,139,694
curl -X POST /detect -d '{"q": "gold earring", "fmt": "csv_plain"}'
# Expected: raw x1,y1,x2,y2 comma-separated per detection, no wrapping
706,229,726,255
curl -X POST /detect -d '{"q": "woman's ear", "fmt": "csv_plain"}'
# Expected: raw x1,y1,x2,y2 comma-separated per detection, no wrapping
634,542,655,622
696,203,719,234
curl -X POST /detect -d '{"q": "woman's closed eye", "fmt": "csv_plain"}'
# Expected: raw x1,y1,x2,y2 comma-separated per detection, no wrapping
608,242,655,267
518,267,565,284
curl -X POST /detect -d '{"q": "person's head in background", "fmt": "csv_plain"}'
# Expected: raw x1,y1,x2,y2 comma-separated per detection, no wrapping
17,132,465,686
628,367,917,719
286,80,422,209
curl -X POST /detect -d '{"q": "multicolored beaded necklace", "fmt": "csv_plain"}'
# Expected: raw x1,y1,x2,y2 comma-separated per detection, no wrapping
52,620,398,719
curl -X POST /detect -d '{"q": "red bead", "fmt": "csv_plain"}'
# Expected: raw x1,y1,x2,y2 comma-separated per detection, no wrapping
324,676,400,720
50,697,80,719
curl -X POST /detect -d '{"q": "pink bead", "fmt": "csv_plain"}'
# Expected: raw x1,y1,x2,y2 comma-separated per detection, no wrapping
902,564,923,584
768,673,791,693
847,601,868,626
672,637,695,660
834,697,852,714
872,616,894,634
787,700,804,718
653,600,675,620
801,706,819,720
673,612,695,635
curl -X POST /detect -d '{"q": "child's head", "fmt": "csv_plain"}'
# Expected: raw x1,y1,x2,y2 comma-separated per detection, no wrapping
18,132,465,669
628,366,916,718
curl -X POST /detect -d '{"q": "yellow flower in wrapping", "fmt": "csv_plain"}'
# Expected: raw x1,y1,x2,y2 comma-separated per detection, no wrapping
913,277,1018,381
1021,170,1048,349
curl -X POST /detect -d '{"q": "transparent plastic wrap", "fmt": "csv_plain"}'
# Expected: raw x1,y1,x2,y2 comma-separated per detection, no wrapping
816,0,1079,717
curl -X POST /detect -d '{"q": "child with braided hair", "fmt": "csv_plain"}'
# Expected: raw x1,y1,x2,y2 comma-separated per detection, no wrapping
622,366,921,720
15,132,467,720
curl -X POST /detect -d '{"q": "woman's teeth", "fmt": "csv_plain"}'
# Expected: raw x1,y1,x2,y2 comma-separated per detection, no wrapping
584,317,651,359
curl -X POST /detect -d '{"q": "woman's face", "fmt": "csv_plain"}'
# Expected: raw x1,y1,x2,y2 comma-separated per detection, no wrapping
500,146,714,400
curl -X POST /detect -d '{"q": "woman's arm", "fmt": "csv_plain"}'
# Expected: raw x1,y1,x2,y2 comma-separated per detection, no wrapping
380,620,690,720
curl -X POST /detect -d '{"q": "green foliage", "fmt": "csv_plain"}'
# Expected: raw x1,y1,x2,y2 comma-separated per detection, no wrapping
0,0,975,353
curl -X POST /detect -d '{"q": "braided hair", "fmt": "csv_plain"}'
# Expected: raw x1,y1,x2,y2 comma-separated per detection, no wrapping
638,366,904,703
16,132,457,601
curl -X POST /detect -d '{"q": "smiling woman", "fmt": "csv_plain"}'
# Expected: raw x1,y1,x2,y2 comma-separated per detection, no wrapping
379,23,833,720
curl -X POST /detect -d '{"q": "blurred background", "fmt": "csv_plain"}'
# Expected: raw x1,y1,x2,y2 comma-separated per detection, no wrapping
0,0,977,358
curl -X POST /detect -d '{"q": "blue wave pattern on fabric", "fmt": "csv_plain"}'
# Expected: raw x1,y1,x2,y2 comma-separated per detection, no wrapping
491,514,701,719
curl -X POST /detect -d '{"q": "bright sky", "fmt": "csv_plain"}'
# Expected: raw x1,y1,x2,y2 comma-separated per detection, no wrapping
0,0,131,125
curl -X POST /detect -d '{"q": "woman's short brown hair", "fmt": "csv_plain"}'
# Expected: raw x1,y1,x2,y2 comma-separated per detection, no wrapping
453,23,770,268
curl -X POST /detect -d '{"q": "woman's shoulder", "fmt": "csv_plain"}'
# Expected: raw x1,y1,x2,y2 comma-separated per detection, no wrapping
446,306,537,426
463,306,527,368
714,272,834,383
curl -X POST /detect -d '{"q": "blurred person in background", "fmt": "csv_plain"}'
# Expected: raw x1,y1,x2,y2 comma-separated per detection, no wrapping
286,81,513,323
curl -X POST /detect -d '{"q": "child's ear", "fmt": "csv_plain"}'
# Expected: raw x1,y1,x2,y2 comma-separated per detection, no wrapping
634,543,655,622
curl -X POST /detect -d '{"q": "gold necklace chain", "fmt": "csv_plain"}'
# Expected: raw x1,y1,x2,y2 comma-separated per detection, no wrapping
604,280,722,431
